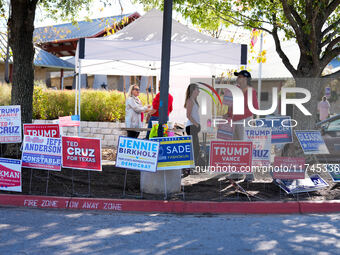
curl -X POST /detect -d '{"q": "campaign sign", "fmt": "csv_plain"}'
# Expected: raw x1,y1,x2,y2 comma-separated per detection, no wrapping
0,105,21,143
0,158,22,192
151,136,194,170
273,157,305,179
327,164,340,182
275,174,328,194
24,124,60,138
116,136,159,172
209,141,252,173
257,116,293,144
244,127,271,166
22,136,62,171
62,137,102,171
295,131,329,154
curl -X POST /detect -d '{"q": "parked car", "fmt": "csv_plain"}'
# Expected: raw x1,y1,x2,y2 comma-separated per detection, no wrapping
316,114,340,163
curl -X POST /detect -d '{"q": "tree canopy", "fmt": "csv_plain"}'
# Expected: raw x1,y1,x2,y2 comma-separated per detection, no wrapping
135,0,340,78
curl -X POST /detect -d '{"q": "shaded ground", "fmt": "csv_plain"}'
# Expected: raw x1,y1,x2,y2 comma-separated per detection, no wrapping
1,208,340,255
1,148,339,201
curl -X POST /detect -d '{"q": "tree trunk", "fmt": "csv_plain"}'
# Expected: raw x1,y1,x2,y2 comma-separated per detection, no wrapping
8,0,38,124
282,76,323,159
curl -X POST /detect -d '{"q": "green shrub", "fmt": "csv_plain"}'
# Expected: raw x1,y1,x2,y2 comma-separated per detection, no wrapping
0,84,151,122
0,83,11,106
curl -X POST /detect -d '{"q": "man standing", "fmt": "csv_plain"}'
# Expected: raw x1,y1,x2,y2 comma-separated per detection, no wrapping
146,82,173,139
229,70,258,140
318,96,331,121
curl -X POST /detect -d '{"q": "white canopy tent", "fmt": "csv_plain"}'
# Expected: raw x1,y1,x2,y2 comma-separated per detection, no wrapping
75,9,247,124
76,9,247,76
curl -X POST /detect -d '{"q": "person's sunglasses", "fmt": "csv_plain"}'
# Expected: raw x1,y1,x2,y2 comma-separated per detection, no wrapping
133,88,140,91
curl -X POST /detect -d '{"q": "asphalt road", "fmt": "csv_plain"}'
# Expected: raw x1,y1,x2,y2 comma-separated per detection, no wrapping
0,207,339,255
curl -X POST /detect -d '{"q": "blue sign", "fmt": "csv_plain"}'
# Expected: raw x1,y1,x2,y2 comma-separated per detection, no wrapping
275,174,328,194
116,137,159,172
327,164,340,182
256,116,293,144
151,136,194,170
21,136,62,171
295,131,329,154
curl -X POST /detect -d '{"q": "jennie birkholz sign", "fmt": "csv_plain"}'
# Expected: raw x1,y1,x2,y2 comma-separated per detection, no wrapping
151,136,194,170
209,141,252,173
295,131,329,154
0,105,21,143
62,137,102,171
116,137,159,172
22,136,62,171
23,124,60,138
0,158,22,192
244,127,271,166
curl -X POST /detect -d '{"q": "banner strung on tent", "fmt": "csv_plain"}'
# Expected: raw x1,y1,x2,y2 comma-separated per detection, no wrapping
244,127,271,166
209,141,252,173
24,124,60,138
327,164,340,182
0,105,21,143
295,131,329,154
22,136,62,171
62,137,102,171
257,116,293,144
151,136,194,170
275,174,328,194
116,137,159,172
0,157,22,192
273,157,305,179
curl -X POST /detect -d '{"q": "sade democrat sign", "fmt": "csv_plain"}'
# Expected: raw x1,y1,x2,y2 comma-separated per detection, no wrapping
62,137,102,171
151,136,194,170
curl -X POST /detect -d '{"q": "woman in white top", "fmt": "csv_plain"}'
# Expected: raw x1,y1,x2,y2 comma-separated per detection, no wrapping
185,83,200,165
125,85,150,138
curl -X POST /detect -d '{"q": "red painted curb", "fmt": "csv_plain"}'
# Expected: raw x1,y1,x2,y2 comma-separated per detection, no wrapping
0,194,339,214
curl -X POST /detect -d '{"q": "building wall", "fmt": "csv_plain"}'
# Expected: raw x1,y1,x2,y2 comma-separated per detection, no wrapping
0,63,51,85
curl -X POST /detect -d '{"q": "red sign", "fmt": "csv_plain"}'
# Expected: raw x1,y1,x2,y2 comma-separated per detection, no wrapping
0,158,21,192
62,137,102,171
24,124,60,138
209,141,252,173
273,157,305,179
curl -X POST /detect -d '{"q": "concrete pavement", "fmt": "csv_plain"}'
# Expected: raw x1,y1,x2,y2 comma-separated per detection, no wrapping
0,207,339,255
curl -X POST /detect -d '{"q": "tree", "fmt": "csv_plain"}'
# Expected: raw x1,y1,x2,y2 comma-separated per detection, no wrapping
0,0,96,124
1,0,128,124
135,0,340,129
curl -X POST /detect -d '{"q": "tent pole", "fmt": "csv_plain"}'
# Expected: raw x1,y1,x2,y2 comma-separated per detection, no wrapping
75,73,78,115
77,38,85,136
78,59,82,136
257,31,263,109
158,0,173,137
123,76,126,100
146,76,151,105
